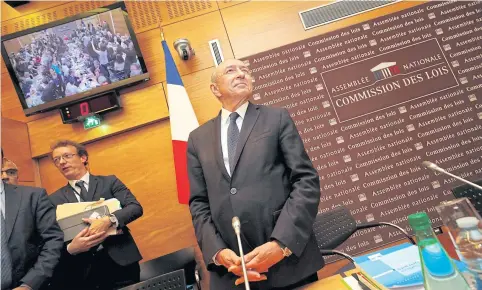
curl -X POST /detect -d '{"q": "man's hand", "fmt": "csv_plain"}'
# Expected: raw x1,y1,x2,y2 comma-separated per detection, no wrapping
216,249,267,285
13,287,31,290
83,216,112,235
243,241,284,273
215,249,241,270
67,227,108,255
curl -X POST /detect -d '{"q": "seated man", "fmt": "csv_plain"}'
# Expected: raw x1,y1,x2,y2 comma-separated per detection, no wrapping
1,157,19,185
48,140,143,290
1,149,64,290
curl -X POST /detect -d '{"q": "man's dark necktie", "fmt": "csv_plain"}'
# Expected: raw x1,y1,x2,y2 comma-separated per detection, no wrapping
75,180,88,202
1,213,12,289
227,112,240,175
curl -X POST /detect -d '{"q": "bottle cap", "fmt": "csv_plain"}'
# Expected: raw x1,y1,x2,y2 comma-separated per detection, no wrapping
408,212,432,231
456,216,479,229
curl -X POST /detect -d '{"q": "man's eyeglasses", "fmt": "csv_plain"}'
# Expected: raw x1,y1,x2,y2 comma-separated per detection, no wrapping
1,169,18,176
52,153,77,166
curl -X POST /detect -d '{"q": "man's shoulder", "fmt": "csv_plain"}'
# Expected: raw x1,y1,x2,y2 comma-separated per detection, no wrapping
255,103,287,120
6,184,46,201
7,183,45,195
189,116,217,138
50,184,68,199
90,174,118,182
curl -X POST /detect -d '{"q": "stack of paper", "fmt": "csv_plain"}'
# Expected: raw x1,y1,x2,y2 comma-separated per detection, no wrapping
56,198,122,236
353,243,424,290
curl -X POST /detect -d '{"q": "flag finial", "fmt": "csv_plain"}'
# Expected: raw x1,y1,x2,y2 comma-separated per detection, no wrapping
160,27,165,41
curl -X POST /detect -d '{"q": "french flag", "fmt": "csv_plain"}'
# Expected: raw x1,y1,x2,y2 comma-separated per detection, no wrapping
162,39,199,204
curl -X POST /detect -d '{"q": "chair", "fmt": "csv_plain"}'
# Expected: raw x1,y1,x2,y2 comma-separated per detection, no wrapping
138,247,201,289
312,205,416,262
119,269,186,290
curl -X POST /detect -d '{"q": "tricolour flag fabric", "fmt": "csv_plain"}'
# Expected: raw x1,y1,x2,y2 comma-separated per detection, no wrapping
162,40,199,204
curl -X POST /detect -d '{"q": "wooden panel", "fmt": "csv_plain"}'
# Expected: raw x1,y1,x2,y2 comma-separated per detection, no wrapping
221,1,424,58
161,11,234,78
128,11,234,86
125,0,162,34
28,83,169,158
0,1,66,22
163,67,221,126
1,10,232,123
38,121,197,262
217,0,249,10
18,181,37,187
1,1,112,36
1,117,35,181
1,69,57,123
159,0,218,26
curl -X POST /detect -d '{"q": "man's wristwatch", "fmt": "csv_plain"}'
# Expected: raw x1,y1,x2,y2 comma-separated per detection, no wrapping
108,214,118,227
273,240,292,257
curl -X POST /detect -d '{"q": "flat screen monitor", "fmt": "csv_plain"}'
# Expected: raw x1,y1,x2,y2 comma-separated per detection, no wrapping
1,2,149,116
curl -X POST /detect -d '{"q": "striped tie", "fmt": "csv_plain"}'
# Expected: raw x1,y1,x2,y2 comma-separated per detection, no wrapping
227,112,240,175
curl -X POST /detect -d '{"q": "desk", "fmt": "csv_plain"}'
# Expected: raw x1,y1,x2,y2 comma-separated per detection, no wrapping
297,274,348,289
298,268,388,290
316,227,457,280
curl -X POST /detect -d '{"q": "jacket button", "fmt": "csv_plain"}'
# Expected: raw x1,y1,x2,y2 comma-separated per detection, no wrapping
230,188,237,195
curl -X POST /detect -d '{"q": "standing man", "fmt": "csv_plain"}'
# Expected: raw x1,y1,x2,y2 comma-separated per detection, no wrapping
1,158,19,185
1,149,64,290
188,59,323,290
48,140,143,290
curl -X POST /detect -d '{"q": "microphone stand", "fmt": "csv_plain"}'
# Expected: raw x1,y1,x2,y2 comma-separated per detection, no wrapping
232,216,250,290
422,161,482,191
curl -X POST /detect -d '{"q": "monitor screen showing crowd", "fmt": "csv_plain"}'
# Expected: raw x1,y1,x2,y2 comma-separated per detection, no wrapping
2,7,147,110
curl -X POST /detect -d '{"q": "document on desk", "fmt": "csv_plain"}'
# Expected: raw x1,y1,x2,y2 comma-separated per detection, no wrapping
353,243,424,289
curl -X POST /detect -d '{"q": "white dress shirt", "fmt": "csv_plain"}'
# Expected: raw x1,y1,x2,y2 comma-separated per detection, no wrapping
212,102,249,265
220,101,249,176
68,172,90,202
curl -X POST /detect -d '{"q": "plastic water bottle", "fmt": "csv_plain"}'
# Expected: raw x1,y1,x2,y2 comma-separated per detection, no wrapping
436,198,482,289
408,212,470,290
455,217,482,289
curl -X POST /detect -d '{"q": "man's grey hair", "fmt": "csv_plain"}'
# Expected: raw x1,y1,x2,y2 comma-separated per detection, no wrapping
211,71,218,83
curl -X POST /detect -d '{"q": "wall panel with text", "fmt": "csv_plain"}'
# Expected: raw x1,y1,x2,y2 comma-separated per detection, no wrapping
244,1,482,258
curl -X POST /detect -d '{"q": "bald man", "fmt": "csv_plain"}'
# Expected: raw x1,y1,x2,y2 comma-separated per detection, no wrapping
187,59,323,290
2,158,19,185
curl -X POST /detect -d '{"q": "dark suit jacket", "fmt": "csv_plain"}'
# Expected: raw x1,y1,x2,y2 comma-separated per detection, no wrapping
48,174,143,287
4,183,64,290
188,103,324,289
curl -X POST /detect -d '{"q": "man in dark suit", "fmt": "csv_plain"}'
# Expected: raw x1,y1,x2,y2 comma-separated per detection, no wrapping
48,140,143,290
187,59,323,290
1,149,64,290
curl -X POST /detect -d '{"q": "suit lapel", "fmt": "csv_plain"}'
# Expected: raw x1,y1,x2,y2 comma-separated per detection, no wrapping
5,184,22,241
213,114,231,181
63,184,79,203
232,103,260,176
86,175,98,201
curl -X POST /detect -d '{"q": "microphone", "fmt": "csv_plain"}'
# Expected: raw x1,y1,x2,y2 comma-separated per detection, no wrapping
232,216,250,290
422,161,482,191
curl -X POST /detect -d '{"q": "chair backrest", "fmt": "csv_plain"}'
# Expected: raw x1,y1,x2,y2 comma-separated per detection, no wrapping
139,247,197,286
119,269,186,290
312,205,357,250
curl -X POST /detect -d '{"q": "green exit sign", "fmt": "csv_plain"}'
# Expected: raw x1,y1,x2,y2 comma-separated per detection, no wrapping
83,115,102,129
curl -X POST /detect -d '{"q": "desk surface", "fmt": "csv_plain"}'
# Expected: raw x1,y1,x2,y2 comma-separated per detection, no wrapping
298,268,389,290
297,274,348,289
